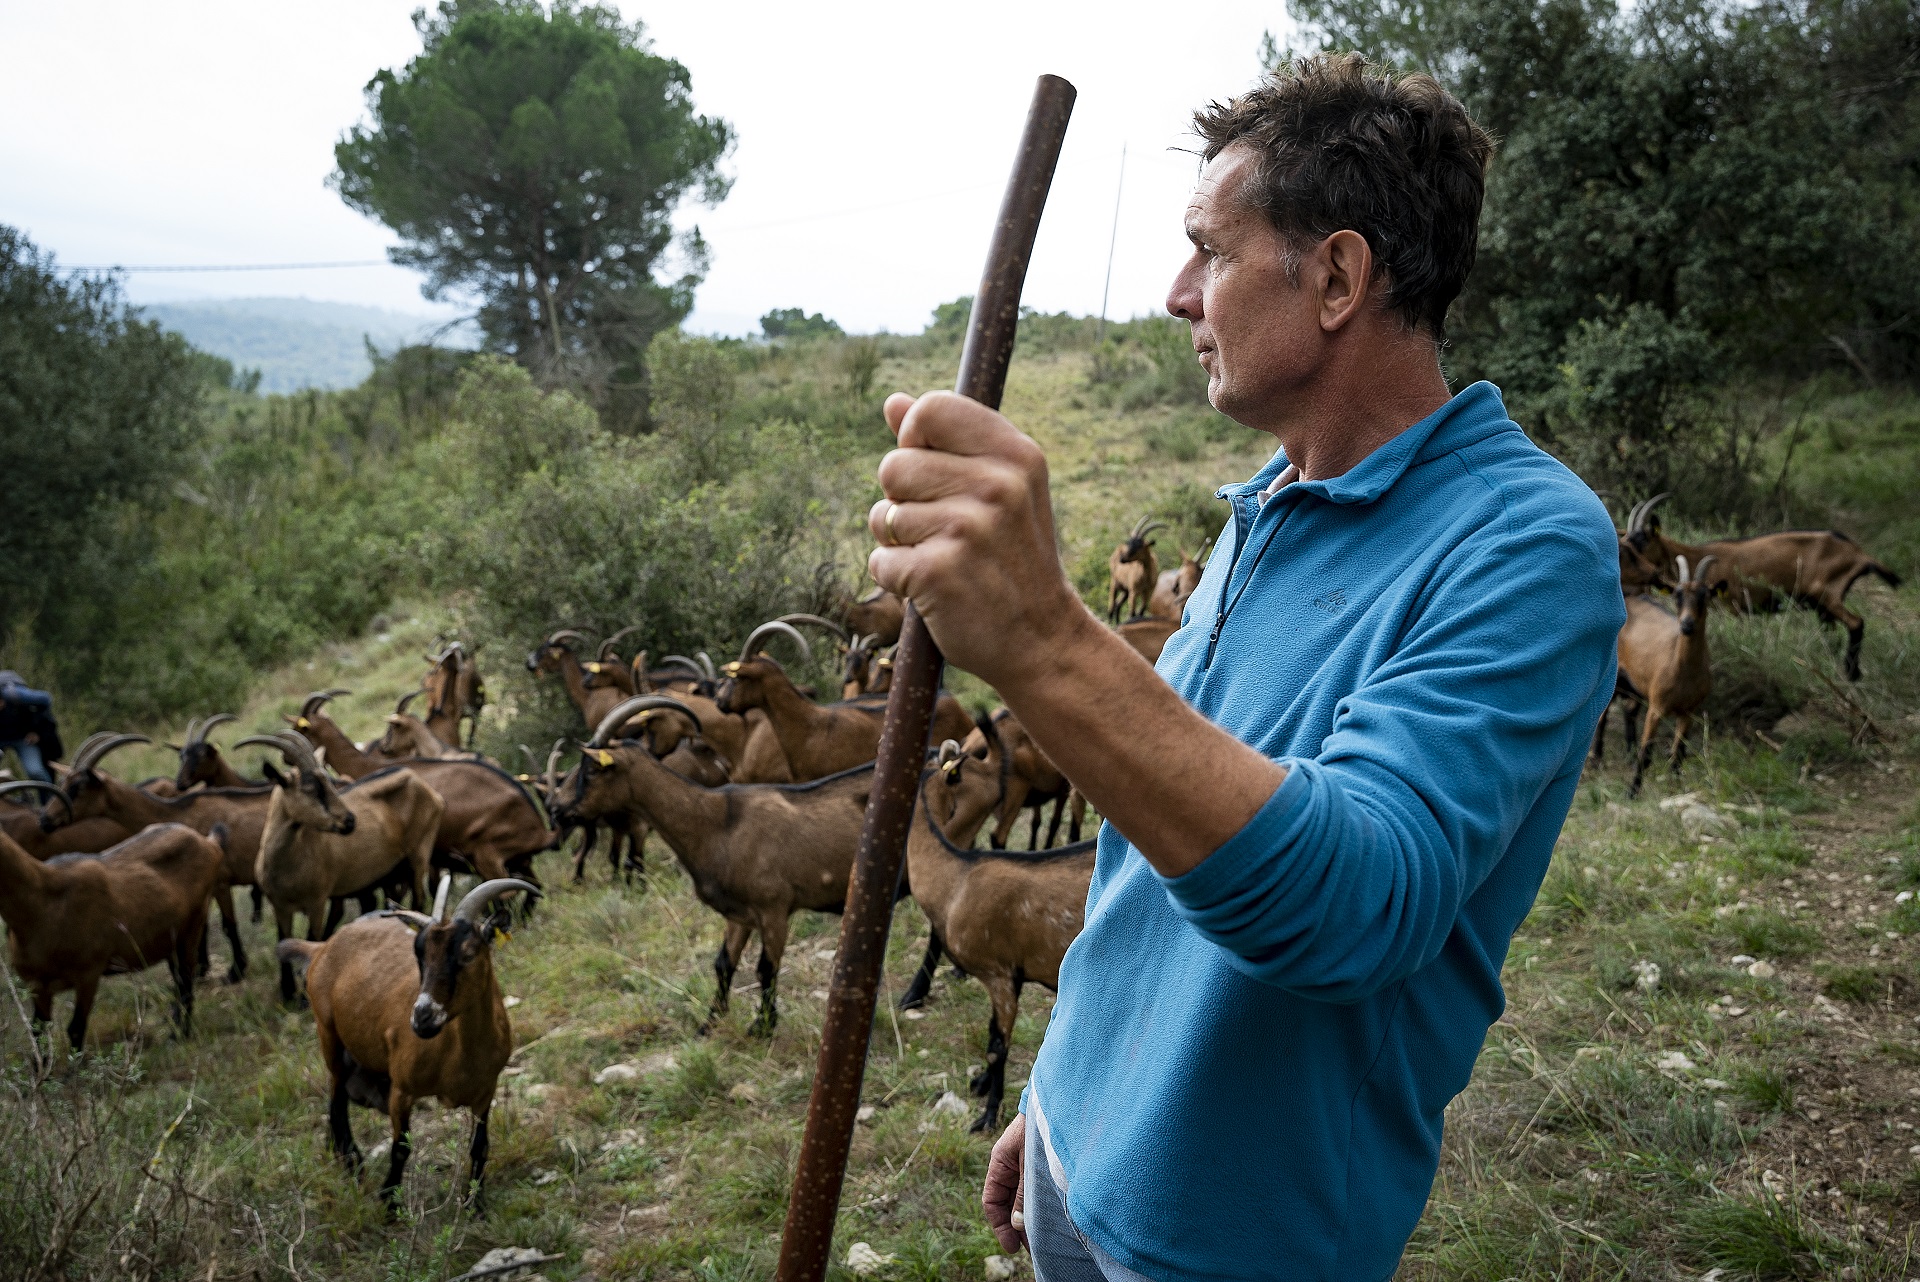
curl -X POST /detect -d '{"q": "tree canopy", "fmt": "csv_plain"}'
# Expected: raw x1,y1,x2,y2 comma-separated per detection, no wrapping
332,0,733,427
1279,0,1920,513
0,227,219,650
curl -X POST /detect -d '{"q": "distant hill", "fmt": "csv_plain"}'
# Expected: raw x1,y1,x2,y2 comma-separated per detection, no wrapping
143,297,477,393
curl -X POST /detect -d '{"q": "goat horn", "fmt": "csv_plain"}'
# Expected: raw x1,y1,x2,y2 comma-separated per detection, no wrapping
183,717,203,746
598,624,645,661
237,732,320,775
695,652,717,682
1675,555,1691,587
778,613,849,644
590,696,699,747
395,689,423,715
936,740,962,767
375,908,436,933
302,688,350,716
545,737,564,796
1692,555,1717,586
739,620,811,665
71,733,152,776
197,712,237,744
430,874,452,922
1625,498,1650,534
1129,514,1153,537
546,629,587,648
658,656,705,679
0,780,64,805
1636,493,1671,533
453,877,538,926
1139,521,1168,538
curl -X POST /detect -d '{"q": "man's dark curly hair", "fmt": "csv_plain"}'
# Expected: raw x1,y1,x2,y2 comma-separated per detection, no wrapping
1194,53,1495,338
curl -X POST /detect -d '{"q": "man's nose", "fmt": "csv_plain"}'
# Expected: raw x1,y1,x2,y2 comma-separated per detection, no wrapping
1166,256,1204,321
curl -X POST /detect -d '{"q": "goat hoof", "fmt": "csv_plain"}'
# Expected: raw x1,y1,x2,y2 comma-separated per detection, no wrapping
969,1072,991,1097
968,1111,996,1134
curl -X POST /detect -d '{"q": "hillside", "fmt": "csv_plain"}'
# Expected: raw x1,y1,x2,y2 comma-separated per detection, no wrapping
144,297,477,392
2,344,1918,1281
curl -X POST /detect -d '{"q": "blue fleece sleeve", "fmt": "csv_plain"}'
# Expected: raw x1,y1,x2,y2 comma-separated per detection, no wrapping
1157,525,1621,1001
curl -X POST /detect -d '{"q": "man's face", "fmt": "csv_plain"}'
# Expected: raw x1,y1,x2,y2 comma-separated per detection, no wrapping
1165,144,1320,430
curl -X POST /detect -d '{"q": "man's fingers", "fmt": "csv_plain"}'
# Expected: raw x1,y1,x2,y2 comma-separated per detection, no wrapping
896,390,1043,465
883,392,915,436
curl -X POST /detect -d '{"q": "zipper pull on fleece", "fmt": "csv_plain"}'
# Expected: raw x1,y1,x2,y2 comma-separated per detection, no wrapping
1203,608,1227,669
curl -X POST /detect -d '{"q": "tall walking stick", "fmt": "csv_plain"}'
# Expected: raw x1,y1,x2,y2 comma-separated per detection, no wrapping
774,73,1076,1282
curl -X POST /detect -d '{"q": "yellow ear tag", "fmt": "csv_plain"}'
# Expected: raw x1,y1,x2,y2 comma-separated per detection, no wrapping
593,750,614,767
493,926,512,945
295,717,310,729
585,662,602,673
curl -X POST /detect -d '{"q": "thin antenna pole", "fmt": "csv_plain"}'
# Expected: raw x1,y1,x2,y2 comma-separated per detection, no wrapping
1096,142,1127,345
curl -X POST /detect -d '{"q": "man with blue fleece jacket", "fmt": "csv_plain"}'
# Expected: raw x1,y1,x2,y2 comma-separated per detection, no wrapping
864,53,1623,1282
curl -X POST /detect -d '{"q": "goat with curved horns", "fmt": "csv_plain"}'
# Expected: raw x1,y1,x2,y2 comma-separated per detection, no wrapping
241,732,443,1002
1626,493,1901,680
1599,555,1718,798
716,620,971,781
553,695,875,1035
1108,515,1167,623
283,874,533,1213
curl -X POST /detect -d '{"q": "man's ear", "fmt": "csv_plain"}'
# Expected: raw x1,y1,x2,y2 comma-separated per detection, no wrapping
1318,229,1374,333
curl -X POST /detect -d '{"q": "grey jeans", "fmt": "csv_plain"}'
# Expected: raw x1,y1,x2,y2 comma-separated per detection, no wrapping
1023,1107,1154,1282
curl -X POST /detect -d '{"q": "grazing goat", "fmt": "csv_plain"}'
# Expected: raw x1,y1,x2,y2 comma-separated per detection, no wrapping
0,821,226,1047
1107,515,1167,623
1626,494,1901,680
1599,555,1718,798
376,689,478,761
39,733,264,979
553,696,875,1035
1148,538,1210,622
286,689,407,778
283,875,532,1213
421,643,486,748
1617,533,1671,596
907,742,1094,1131
716,621,972,781
242,732,443,1002
963,708,1086,850
1116,616,1178,664
839,586,905,646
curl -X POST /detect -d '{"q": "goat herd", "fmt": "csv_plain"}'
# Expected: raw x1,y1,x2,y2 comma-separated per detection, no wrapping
0,500,1900,1213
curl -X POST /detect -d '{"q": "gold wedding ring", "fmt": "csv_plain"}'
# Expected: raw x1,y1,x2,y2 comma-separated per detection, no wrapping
884,501,902,547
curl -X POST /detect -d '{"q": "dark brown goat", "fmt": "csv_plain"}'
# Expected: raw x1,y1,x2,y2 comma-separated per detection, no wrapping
283,875,533,1213
421,642,486,748
0,821,226,1047
963,708,1085,850
839,586,905,646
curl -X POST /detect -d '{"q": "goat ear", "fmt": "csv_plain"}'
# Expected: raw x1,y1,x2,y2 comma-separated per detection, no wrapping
262,761,287,787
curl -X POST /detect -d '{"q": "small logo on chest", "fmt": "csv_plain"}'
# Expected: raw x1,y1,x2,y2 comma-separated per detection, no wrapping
1311,589,1348,615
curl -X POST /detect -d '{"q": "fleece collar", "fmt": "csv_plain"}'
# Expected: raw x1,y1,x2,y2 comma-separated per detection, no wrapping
1218,381,1515,508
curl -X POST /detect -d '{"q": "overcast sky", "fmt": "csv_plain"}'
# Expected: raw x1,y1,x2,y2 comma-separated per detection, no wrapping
0,1,1291,336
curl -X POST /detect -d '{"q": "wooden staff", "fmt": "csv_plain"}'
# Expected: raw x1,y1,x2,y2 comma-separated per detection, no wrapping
774,73,1076,1282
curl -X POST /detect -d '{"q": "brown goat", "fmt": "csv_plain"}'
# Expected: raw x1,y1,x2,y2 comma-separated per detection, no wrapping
907,742,1094,1131
376,689,477,761
1116,616,1179,665
1626,494,1901,680
553,696,875,1035
0,779,138,859
525,629,635,732
840,586,905,646
1107,515,1166,623
285,693,557,889
39,733,266,980
1599,555,1719,798
172,714,264,790
242,733,443,1002
1148,538,1210,622
716,621,971,781
963,708,1085,850
0,821,226,1047
283,875,532,1213
421,642,486,748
